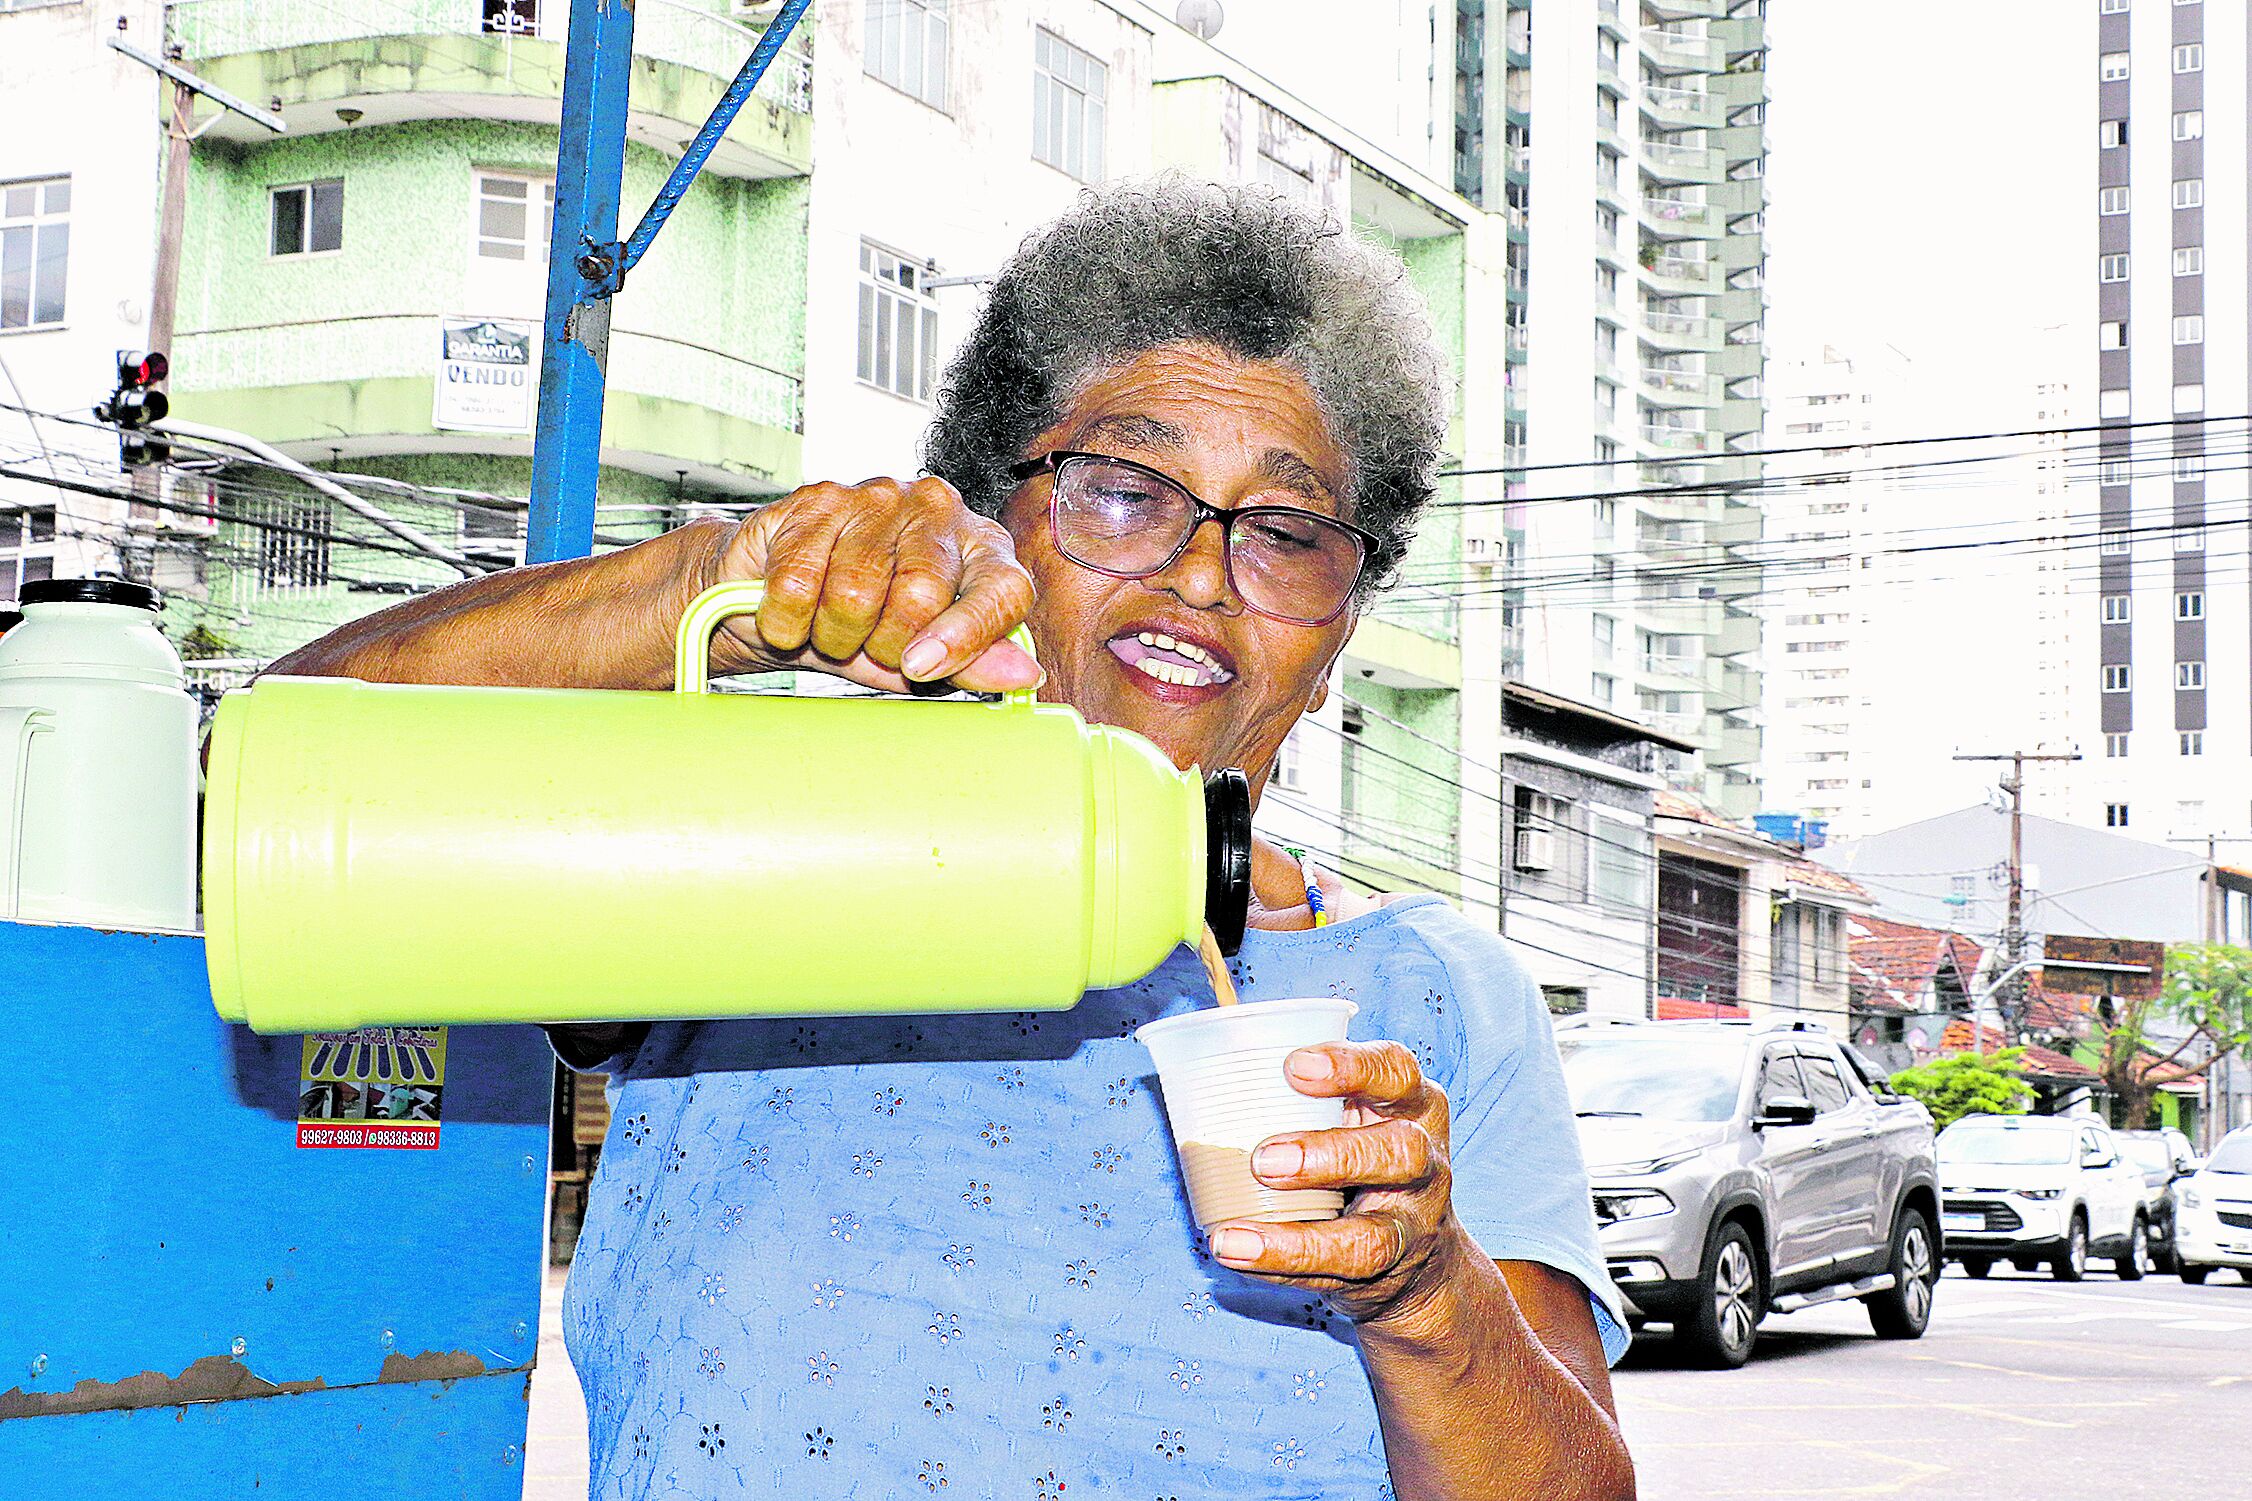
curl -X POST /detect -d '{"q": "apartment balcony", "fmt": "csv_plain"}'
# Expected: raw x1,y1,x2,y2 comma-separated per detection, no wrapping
1639,366,1722,408
168,0,811,179
1713,603,1761,657
1641,84,1728,131
1644,0,1728,19
1709,715,1763,770
1639,140,1725,185
1640,423,1719,455
1640,25,1724,72
1342,616,1461,690
1714,660,1760,713
1639,255,1721,297
1641,195,1722,241
1640,307,1724,353
1639,651,1706,687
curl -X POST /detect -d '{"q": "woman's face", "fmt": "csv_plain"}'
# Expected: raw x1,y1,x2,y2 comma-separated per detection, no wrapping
1001,342,1359,794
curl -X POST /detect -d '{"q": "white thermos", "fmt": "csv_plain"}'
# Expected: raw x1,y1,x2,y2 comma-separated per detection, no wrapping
0,579,198,931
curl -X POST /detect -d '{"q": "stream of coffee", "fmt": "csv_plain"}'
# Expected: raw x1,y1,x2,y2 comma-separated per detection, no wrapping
1197,924,1239,1007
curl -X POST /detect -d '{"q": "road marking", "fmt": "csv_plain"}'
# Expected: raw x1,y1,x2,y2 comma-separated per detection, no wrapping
2211,1375,2247,1387
2163,1319,2252,1332
1908,1354,2078,1383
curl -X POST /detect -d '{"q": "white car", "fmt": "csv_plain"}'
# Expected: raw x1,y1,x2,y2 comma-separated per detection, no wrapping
2174,1126,2252,1284
1937,1114,2151,1281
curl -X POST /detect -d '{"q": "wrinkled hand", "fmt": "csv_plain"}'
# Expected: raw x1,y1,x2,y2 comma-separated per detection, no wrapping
1208,1041,1469,1326
697,476,1040,694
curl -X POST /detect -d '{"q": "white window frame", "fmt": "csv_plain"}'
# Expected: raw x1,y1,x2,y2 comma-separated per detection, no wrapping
0,175,69,332
2174,382,2205,414
2173,456,2202,481
2173,109,2204,141
2106,802,2130,828
2100,388,2130,419
472,171,555,264
2174,246,2204,276
2099,185,2131,216
2098,319,2128,349
2101,51,2130,79
1270,724,1304,790
2099,252,2129,281
2101,458,2131,485
2105,732,2130,758
2100,530,2130,556
2177,590,2204,620
2175,524,2204,551
247,495,334,591
0,504,57,599
2176,661,2205,690
864,0,950,112
855,240,939,404
2181,731,2204,757
2173,42,2203,73
1032,28,1107,183
2100,0,2127,10
2173,178,2204,210
2174,314,2204,345
2102,594,2131,623
270,179,344,258
2100,118,2127,148
2103,663,2132,692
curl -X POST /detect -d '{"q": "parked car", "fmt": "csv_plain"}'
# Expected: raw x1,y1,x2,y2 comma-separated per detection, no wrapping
1937,1115,2150,1281
2173,1125,2252,1284
2117,1126,2198,1272
1558,1016,1942,1369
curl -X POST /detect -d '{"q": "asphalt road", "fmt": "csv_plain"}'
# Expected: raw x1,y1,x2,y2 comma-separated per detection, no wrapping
1615,1263,2252,1501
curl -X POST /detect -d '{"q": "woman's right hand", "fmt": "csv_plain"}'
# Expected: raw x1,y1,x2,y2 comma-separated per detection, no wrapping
690,476,1041,695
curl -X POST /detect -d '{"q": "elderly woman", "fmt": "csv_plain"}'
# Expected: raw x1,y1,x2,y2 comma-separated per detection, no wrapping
277,181,1632,1498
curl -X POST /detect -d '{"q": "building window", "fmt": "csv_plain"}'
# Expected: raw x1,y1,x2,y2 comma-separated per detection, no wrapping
2175,246,2204,276
0,505,56,600
2173,42,2202,72
2181,731,2204,756
2176,661,2204,689
473,172,554,262
2103,594,2131,623
2173,178,2204,209
2175,525,2204,551
2103,663,2131,692
856,242,939,403
2101,458,2131,485
2174,382,2205,414
2099,252,2129,281
1032,29,1107,182
1591,672,1616,704
0,176,69,330
2173,109,2203,140
2173,314,2205,345
2100,118,2128,148
251,496,334,589
2100,531,2129,556
2099,320,2128,349
2099,186,2131,216
270,179,344,257
2177,590,2204,620
865,0,949,110
2100,388,2130,419
1270,725,1303,790
2100,51,2129,79
1590,819,1646,914
2105,732,2129,758
2106,802,2130,828
1593,613,1615,658
2173,456,2201,481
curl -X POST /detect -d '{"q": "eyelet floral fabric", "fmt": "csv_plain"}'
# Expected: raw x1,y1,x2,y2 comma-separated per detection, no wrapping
564,895,1625,1497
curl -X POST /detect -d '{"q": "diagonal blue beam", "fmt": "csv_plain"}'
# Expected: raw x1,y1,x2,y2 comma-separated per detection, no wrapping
620,0,813,275
528,0,636,567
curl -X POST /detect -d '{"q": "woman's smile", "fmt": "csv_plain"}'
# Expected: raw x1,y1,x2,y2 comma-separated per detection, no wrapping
1104,617,1240,699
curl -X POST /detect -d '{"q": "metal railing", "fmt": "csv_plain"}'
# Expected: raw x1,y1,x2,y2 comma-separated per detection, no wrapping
1641,423,1718,453
1642,196,1715,228
1640,140,1724,175
1643,309,1719,340
1640,366,1717,399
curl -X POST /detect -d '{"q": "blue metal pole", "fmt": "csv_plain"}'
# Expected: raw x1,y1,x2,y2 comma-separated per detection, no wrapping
619,0,812,275
528,0,637,567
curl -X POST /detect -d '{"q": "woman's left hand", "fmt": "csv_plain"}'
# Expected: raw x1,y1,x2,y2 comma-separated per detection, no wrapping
1207,1040,1472,1326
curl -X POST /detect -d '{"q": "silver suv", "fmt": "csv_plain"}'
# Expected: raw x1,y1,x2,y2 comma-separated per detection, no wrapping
1558,1017,1942,1368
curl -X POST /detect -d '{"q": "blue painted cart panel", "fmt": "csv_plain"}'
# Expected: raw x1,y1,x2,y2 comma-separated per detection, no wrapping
0,921,553,1494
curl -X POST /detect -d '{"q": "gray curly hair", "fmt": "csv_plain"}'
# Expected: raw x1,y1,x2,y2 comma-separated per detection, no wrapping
922,178,1449,589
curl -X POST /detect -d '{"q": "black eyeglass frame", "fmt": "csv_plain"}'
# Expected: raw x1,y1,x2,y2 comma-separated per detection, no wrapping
1008,450,1376,626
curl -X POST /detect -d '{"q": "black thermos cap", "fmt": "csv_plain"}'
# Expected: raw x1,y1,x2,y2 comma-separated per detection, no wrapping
1202,767,1252,957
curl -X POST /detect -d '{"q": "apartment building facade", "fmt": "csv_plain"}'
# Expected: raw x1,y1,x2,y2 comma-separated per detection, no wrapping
2091,0,2252,845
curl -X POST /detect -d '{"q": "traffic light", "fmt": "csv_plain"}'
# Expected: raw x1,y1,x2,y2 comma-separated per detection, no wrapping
97,350,170,468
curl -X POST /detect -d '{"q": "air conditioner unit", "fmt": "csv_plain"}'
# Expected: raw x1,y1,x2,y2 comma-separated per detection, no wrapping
1465,535,1498,563
1514,827,1558,873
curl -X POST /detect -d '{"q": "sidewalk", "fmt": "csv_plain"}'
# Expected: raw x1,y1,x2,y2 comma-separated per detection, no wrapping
525,1263,590,1501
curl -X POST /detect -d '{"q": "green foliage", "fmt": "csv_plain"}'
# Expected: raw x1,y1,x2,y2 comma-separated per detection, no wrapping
2163,944,2252,1051
175,624,238,661
1888,1050,2034,1129
2094,943,2252,1129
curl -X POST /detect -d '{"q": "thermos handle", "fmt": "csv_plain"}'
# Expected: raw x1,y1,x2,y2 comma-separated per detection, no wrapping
673,580,1041,706
0,705,51,919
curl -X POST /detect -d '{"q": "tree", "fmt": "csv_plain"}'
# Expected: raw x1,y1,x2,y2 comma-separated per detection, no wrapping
1888,1050,2034,1129
2092,944,2252,1130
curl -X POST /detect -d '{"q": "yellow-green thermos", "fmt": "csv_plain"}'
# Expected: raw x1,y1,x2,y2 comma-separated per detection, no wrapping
203,582,1251,1035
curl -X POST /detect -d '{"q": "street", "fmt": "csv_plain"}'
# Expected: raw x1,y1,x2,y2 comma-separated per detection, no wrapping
1617,1267,2252,1501
525,1263,2252,1500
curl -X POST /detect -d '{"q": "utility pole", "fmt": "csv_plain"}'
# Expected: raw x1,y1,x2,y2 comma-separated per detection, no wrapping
1955,749,2082,1038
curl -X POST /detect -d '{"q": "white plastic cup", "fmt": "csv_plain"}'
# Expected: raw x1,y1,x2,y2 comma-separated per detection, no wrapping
1136,997,1358,1229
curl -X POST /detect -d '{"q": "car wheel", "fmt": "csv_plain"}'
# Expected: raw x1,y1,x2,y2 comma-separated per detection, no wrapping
1960,1256,1993,1279
1679,1221,1763,1369
2179,1263,2210,1285
1868,1207,1939,1340
2011,1257,2040,1273
2051,1214,2089,1282
2116,1216,2149,1281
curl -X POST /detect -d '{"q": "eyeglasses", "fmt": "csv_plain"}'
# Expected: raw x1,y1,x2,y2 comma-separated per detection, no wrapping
1009,451,1374,626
